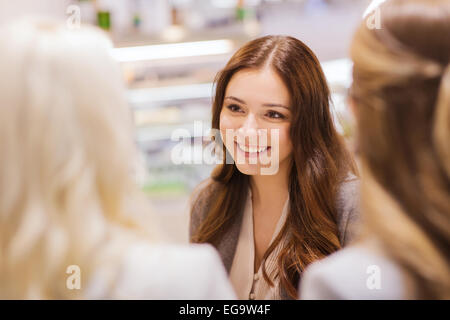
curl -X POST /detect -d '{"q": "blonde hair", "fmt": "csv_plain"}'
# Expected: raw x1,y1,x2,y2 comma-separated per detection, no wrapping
351,0,450,298
0,18,156,299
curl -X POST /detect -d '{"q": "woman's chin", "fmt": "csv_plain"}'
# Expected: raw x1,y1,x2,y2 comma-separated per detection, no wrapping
235,162,269,176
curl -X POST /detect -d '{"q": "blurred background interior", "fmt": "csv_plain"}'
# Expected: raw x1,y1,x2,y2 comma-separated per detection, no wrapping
0,0,373,243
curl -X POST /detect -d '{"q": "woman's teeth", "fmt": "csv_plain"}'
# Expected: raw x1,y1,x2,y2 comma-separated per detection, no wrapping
237,143,268,153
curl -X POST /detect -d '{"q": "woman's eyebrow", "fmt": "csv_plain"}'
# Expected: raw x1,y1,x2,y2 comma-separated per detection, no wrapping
224,96,246,104
225,96,289,110
262,103,290,110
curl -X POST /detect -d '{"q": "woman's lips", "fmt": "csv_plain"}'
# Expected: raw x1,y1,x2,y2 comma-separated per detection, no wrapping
234,141,271,158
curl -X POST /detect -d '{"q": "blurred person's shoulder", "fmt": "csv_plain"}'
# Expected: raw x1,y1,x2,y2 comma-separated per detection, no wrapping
300,240,406,300
87,242,236,300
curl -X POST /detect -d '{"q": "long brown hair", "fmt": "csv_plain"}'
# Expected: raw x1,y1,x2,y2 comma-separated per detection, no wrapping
191,35,357,298
351,0,450,299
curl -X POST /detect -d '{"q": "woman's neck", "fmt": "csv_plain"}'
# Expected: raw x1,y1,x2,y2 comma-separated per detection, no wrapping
249,159,291,271
249,159,291,208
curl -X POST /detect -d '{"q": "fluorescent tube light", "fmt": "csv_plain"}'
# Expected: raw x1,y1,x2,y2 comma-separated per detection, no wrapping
112,39,234,62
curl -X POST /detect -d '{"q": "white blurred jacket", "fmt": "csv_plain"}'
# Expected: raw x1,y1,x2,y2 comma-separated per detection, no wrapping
85,243,237,300
299,243,406,300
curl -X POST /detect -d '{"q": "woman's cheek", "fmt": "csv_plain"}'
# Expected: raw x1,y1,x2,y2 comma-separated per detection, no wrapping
219,113,236,148
277,126,292,160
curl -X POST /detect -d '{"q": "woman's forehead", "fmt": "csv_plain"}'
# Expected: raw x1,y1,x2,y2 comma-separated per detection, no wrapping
225,68,291,107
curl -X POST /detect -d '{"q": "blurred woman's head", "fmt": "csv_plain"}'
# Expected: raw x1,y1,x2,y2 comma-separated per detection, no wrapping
350,0,450,298
0,18,152,298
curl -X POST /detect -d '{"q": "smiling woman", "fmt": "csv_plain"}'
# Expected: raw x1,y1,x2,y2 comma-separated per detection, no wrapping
189,35,360,300
219,67,292,176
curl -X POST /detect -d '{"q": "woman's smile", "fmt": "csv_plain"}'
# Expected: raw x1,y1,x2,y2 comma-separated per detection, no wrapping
235,141,271,158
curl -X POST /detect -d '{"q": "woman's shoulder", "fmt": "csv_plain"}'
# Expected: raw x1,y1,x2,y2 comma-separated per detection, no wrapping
189,178,219,236
336,173,360,210
300,243,406,299
87,242,236,300
190,178,215,208
336,173,361,246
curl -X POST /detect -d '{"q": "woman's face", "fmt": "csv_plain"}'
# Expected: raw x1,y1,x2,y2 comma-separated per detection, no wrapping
219,67,293,176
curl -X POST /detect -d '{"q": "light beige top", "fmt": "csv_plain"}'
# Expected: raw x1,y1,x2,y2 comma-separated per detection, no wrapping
229,188,289,300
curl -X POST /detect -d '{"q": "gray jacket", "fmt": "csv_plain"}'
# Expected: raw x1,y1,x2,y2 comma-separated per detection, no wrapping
189,175,361,300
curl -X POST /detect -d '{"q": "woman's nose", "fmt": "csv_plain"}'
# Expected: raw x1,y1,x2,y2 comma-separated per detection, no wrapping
237,113,265,145
237,113,258,135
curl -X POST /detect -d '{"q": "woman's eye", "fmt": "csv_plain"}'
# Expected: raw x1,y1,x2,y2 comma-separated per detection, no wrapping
266,111,285,119
226,104,243,113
